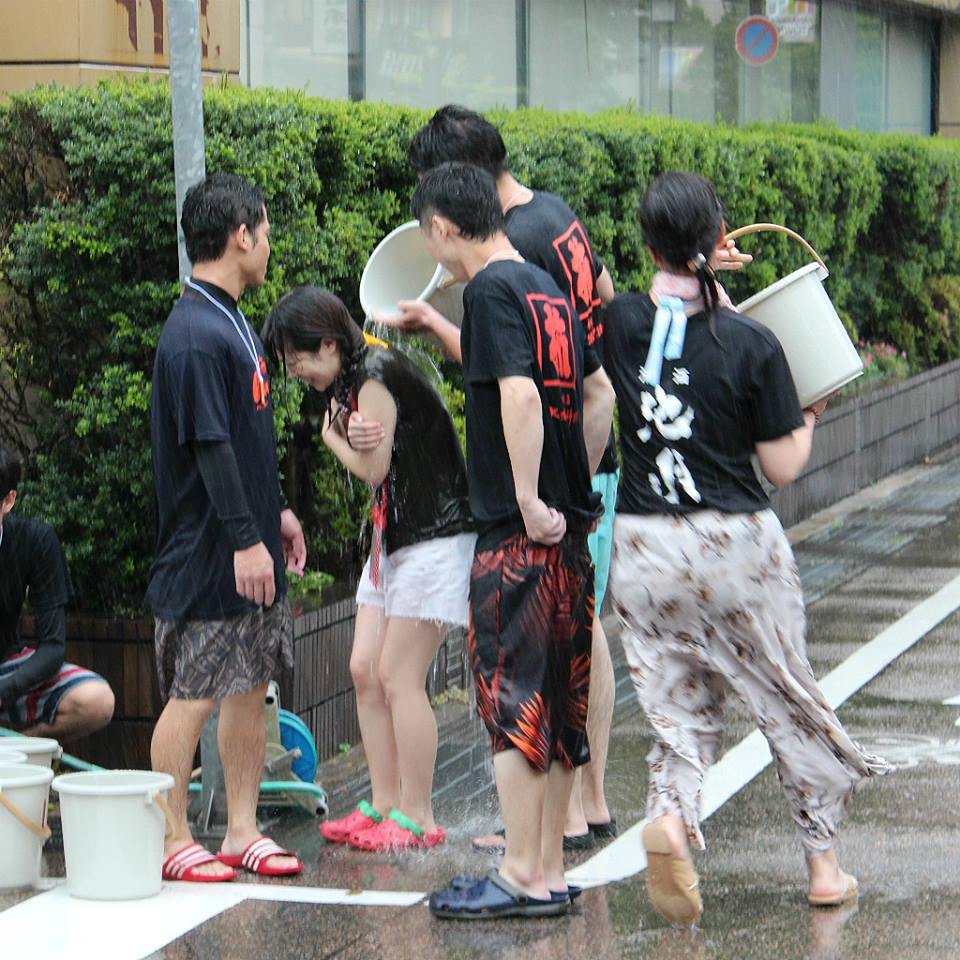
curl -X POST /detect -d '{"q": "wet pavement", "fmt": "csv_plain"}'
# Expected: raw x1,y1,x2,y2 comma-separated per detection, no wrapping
4,450,960,959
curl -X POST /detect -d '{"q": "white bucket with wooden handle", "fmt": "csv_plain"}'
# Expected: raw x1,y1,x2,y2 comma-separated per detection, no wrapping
0,762,54,889
52,770,176,900
728,223,863,407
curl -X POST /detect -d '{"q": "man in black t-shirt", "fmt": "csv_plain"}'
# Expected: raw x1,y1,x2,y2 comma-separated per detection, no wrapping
0,445,114,741
356,105,621,847
148,174,306,882
411,163,615,919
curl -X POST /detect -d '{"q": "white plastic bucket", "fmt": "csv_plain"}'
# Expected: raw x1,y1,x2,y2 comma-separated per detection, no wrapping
3,736,61,768
0,763,54,889
0,748,29,764
737,261,863,407
360,221,439,319
726,223,863,409
359,221,465,334
52,770,175,900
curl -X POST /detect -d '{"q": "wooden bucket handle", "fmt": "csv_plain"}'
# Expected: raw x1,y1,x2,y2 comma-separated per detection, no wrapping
152,793,178,839
723,223,827,274
0,789,52,841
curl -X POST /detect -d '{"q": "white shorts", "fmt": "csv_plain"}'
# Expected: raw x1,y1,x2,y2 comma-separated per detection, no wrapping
355,531,477,627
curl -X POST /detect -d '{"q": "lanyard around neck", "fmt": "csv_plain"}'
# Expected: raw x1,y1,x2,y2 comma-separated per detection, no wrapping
185,279,265,390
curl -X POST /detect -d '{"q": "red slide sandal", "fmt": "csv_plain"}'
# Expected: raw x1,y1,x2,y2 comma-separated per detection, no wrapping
216,837,303,877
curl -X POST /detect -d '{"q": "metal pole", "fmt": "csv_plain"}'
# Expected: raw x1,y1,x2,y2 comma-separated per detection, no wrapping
168,2,216,832
168,0,206,285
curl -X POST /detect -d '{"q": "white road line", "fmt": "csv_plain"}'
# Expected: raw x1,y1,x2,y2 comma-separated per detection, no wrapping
235,882,426,906
566,573,960,887
2,885,246,960
944,693,960,725
1,882,428,959
4,575,960,958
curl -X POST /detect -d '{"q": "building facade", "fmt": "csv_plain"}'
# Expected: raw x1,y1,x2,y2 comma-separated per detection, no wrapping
1,0,957,137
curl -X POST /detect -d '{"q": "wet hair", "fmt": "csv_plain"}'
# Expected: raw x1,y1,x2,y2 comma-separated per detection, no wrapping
180,173,266,264
408,104,508,178
640,172,724,323
410,162,504,241
0,444,22,500
261,286,366,421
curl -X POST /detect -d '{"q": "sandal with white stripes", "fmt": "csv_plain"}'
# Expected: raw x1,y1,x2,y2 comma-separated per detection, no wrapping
162,842,237,883
216,836,303,876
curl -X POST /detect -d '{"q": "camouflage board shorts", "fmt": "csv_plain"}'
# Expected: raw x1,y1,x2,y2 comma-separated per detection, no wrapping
154,597,293,701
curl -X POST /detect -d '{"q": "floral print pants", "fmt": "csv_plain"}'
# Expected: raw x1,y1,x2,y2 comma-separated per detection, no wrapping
610,509,889,856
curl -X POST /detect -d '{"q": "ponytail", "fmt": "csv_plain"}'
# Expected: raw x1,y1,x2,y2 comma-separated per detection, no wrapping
691,251,723,346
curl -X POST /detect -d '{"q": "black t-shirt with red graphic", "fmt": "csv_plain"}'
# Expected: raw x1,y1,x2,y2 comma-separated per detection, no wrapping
461,260,602,550
504,190,618,473
604,293,805,516
146,279,285,622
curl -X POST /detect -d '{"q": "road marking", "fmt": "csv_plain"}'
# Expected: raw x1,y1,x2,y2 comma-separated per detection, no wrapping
944,693,960,725
1,882,427,959
4,574,960,958
567,573,960,887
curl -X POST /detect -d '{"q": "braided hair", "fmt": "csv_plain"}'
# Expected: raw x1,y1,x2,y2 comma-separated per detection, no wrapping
332,334,366,423
261,285,367,423
640,171,725,342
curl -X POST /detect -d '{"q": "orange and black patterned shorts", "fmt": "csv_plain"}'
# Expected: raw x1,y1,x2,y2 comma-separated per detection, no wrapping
468,531,594,773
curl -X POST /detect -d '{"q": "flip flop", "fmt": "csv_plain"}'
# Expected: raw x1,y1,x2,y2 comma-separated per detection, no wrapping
217,837,303,876
562,831,595,851
642,821,703,926
808,872,859,907
588,818,618,840
470,827,505,853
162,842,237,883
429,869,568,920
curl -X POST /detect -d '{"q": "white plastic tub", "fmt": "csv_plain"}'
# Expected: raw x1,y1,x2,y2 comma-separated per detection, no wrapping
0,748,29,764
5,736,62,768
52,770,175,900
0,762,54,889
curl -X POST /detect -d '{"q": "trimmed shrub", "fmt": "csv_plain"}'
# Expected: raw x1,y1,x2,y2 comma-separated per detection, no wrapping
1,82,958,612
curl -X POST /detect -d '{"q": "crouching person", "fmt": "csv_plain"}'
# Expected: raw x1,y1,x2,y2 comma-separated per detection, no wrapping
0,444,114,742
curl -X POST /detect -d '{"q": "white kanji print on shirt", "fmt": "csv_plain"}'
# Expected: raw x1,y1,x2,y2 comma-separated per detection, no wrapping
637,384,695,443
649,447,702,505
636,377,702,505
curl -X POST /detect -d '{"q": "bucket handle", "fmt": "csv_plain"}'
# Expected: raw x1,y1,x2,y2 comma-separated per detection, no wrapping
151,793,178,839
0,790,52,841
724,223,828,275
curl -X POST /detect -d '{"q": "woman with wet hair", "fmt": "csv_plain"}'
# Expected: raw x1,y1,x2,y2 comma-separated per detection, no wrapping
603,172,889,925
262,286,475,851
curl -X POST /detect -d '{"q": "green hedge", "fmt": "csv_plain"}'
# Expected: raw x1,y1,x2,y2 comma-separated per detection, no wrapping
1,81,958,612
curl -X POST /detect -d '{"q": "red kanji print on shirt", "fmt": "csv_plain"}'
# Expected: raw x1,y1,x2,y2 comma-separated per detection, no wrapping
551,221,603,346
527,293,579,425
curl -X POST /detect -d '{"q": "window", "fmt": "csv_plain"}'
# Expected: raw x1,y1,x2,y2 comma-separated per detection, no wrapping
242,0,935,136
363,0,516,108
245,0,350,99
820,1,933,135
